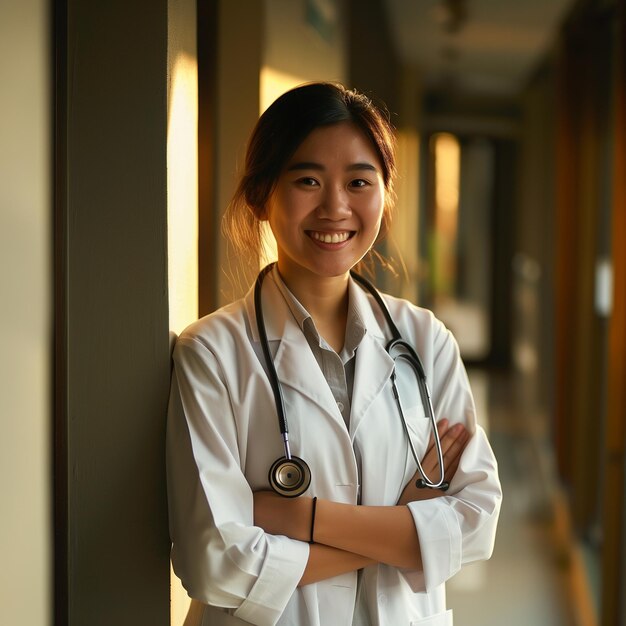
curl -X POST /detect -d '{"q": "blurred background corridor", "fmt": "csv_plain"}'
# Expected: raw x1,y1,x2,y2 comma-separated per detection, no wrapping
2,0,625,625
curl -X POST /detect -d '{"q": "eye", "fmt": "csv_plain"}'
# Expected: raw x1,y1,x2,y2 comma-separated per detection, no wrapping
297,177,319,187
349,178,370,188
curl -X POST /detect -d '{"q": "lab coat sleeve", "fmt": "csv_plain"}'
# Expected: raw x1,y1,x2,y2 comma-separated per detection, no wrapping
403,321,502,592
167,336,309,626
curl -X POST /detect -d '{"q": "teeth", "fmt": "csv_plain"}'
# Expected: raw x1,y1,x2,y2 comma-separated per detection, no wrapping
311,231,350,244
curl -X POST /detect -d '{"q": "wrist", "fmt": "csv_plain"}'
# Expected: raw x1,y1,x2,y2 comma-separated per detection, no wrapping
291,495,315,543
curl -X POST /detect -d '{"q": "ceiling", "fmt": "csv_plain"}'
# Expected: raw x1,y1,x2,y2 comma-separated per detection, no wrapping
384,0,575,97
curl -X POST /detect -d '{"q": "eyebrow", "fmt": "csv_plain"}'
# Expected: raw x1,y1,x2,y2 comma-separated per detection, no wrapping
286,161,379,173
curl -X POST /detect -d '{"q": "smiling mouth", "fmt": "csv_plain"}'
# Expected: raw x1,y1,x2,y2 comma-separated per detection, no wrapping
308,231,353,244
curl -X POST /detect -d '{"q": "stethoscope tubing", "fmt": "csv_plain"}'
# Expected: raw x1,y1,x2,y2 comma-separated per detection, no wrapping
255,264,448,493
254,264,293,459
350,271,447,490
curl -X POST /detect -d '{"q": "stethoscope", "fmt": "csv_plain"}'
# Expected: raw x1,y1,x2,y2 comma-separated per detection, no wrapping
254,263,449,498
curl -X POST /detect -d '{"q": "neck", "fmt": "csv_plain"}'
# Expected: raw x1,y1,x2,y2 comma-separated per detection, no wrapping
278,266,349,318
276,264,350,351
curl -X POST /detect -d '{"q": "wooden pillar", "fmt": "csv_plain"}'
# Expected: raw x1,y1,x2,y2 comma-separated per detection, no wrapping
55,1,171,624
198,0,218,316
601,1,626,623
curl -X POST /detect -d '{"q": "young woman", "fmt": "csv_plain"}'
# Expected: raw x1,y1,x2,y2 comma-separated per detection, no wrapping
167,82,501,626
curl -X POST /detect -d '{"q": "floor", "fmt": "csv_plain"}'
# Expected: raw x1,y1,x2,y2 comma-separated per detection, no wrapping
446,369,575,626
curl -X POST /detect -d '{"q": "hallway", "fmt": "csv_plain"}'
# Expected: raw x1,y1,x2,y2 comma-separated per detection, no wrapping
4,1,625,625
447,371,574,625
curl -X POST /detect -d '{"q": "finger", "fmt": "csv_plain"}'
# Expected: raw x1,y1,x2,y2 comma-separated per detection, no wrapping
429,421,465,459
443,429,470,481
423,418,450,458
442,424,469,459
437,418,450,437
423,422,467,477
444,456,461,482
441,426,468,469
420,430,440,475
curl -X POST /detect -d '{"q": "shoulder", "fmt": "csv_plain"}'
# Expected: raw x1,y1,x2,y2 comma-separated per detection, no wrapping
174,296,252,362
376,292,461,363
379,292,447,339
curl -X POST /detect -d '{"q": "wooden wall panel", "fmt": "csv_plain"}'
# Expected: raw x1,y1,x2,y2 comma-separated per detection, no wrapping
555,1,626,622
554,4,614,536
554,30,579,488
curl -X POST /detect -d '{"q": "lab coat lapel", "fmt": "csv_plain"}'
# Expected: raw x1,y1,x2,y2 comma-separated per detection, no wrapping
273,330,340,421
244,269,343,424
348,279,395,437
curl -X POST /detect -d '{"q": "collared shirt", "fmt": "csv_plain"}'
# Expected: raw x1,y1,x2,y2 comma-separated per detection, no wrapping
273,271,372,626
273,273,367,430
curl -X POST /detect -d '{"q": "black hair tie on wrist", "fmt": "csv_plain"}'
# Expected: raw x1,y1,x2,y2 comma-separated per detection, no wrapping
309,497,318,544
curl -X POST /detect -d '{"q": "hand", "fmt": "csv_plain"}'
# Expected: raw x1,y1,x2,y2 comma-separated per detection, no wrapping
397,418,469,505
253,490,314,542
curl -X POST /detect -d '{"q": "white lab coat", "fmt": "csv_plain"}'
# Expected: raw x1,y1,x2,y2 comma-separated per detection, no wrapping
167,269,502,626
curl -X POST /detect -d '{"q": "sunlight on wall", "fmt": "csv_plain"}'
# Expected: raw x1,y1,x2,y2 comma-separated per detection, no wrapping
168,50,199,335
167,49,198,626
392,129,421,301
432,132,461,296
435,132,460,215
258,67,308,268
260,65,306,113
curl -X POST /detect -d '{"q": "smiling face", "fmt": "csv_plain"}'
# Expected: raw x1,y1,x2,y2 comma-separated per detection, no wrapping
265,122,385,289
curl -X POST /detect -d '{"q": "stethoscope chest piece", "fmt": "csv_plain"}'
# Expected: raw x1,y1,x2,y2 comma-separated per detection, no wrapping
269,456,311,498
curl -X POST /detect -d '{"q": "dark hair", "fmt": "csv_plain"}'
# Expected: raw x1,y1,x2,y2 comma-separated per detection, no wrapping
223,81,397,262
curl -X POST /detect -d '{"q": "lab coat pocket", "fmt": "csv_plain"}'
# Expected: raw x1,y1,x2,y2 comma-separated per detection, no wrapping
401,406,432,472
396,406,434,503
410,608,453,625
317,582,354,626
404,405,432,458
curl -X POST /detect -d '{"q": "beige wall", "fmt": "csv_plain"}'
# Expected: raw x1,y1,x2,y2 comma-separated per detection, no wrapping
0,2,51,625
264,0,347,84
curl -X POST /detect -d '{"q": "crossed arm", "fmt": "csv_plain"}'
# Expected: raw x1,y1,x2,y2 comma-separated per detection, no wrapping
253,419,469,586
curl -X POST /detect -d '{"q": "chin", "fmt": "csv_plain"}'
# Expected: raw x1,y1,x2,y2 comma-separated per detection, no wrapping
308,262,355,279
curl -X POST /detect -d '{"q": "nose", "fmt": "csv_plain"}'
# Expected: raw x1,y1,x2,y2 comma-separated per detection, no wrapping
316,184,351,220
